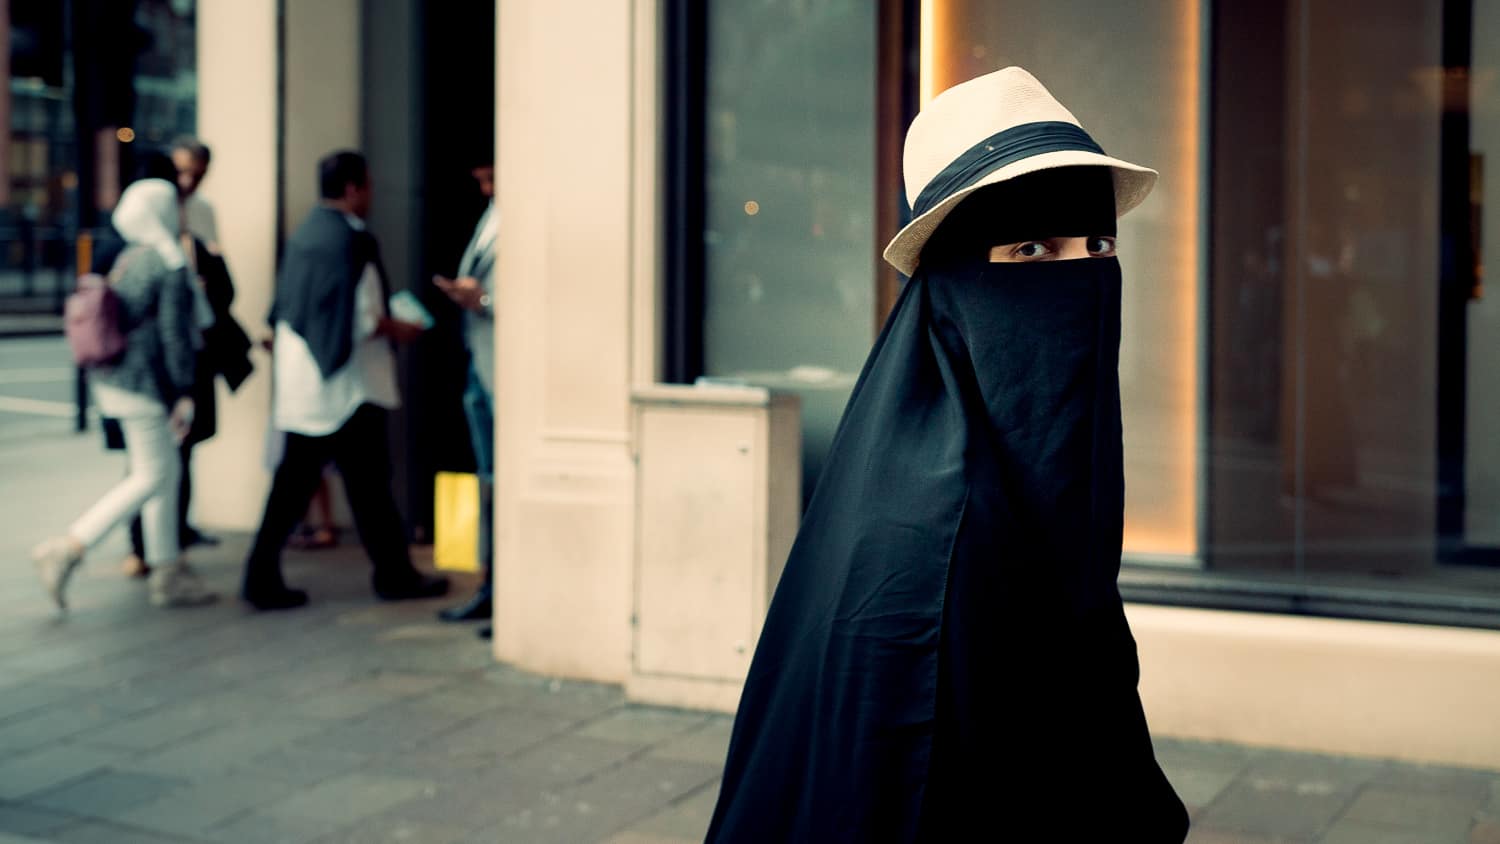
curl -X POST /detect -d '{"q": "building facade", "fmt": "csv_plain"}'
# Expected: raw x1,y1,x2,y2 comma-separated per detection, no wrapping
49,0,1500,769
483,0,1500,769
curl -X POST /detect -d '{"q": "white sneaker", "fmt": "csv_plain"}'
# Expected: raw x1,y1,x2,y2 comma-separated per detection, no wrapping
148,561,217,608
32,537,84,610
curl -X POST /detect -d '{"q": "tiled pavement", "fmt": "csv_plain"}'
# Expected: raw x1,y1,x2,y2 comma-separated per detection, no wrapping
3,345,1500,842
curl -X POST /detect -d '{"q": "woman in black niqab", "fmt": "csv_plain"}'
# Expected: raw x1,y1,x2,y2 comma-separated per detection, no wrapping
704,120,1190,844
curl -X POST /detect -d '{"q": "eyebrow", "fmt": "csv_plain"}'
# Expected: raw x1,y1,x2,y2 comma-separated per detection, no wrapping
993,235,1116,244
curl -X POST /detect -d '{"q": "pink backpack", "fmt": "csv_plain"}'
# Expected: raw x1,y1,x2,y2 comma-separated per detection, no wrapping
65,272,128,367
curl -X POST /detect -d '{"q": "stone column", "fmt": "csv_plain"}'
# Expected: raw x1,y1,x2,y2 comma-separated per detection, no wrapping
491,0,662,681
189,0,280,530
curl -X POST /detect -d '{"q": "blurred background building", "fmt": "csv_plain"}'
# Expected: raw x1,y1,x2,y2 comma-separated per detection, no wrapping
5,0,1500,771
2,0,196,333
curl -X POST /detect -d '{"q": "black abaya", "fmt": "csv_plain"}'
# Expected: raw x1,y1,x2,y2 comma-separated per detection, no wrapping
705,243,1189,841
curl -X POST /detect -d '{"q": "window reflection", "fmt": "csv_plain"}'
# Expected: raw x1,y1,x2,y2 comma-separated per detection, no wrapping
702,0,878,498
1209,0,1500,603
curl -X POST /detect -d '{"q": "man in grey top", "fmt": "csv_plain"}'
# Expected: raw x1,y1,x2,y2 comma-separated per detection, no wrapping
435,162,497,636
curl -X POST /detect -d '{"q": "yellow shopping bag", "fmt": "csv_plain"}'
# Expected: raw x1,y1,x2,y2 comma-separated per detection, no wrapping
433,471,480,573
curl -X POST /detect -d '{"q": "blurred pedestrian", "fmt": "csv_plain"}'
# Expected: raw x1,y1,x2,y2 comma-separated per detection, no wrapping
118,138,251,577
241,150,448,611
706,68,1188,842
32,178,216,610
434,160,497,638
173,136,220,253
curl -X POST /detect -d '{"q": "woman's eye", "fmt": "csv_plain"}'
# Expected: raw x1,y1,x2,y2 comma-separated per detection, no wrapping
1014,241,1052,259
1088,236,1117,256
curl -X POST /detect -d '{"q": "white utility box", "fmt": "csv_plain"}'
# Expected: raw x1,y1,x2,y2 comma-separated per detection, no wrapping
626,384,802,713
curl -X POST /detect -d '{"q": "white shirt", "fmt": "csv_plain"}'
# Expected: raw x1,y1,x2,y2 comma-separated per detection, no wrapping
272,215,400,436
183,194,219,249
457,203,497,280
458,202,498,393
180,193,219,334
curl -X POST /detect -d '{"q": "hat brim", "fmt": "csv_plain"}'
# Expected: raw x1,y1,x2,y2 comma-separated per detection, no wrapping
881,150,1159,276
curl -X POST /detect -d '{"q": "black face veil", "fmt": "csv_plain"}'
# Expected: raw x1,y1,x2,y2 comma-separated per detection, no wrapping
705,165,1189,843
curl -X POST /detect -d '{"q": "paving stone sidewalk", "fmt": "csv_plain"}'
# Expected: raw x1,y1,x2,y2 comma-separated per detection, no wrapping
3,360,1499,841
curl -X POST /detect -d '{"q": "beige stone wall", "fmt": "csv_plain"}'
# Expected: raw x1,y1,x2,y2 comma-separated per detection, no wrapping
490,0,660,681
1132,604,1500,769
190,0,280,531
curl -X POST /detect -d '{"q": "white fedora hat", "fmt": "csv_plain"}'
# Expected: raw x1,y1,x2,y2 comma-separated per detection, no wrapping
883,66,1158,276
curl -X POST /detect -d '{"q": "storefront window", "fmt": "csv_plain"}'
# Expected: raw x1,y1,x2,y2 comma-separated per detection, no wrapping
700,0,878,496
2,0,196,325
1206,0,1500,611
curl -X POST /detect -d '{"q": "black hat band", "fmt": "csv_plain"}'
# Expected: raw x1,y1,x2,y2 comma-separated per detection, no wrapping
910,121,1105,217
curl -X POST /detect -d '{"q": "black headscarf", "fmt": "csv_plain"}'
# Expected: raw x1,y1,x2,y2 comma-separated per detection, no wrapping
270,206,384,377
706,166,1188,842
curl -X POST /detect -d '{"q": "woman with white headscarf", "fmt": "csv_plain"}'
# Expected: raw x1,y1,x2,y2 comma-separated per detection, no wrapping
32,178,216,610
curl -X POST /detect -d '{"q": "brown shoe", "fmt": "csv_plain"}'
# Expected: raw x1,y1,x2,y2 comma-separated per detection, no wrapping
122,554,151,579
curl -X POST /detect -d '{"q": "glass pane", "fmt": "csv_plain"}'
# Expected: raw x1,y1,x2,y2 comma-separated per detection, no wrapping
928,0,1203,559
1209,0,1500,603
1469,1,1500,560
1296,0,1439,575
701,0,879,498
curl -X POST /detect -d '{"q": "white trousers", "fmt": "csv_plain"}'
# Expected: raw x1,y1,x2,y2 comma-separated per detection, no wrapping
70,385,181,565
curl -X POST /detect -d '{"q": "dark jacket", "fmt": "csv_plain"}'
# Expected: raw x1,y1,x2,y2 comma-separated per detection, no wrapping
91,245,197,406
183,240,254,444
195,239,254,393
270,206,384,377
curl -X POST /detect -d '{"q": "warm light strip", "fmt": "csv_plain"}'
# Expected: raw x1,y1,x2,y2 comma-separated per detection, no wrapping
1172,0,1201,558
919,0,936,107
1123,0,1201,558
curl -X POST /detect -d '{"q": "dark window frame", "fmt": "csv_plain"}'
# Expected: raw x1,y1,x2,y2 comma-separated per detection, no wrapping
662,0,706,385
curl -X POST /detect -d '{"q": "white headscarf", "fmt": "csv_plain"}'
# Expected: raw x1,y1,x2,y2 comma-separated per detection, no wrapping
113,178,214,332
112,178,187,270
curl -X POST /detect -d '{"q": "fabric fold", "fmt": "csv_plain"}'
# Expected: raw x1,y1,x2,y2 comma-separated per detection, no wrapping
707,252,1186,842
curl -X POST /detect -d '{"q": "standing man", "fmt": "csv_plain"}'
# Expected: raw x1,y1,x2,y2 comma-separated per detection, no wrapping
435,161,497,639
173,137,219,253
242,150,448,611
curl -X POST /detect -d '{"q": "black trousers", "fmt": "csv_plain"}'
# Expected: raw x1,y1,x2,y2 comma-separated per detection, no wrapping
244,404,415,593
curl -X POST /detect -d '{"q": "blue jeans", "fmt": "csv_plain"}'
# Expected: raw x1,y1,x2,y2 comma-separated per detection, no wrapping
462,365,494,482
461,365,494,577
